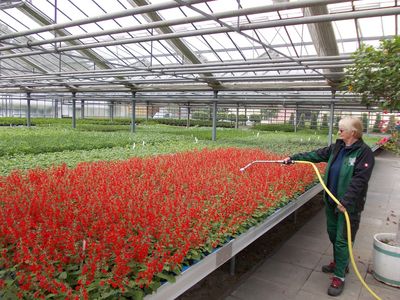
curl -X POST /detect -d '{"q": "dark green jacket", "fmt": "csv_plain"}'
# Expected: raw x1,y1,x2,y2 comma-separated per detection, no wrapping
290,139,375,212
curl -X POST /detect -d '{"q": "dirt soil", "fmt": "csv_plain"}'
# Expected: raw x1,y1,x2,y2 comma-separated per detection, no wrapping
177,192,325,300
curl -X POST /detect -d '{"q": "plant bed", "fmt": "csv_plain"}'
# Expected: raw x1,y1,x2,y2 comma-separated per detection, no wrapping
0,148,324,299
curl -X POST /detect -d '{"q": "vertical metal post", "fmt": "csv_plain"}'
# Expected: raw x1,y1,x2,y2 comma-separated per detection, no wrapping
212,91,218,141
131,92,136,133
294,104,298,133
54,98,58,118
186,102,191,128
110,101,114,122
27,92,31,128
72,91,76,129
328,91,335,145
235,103,239,129
81,100,85,119
146,101,149,121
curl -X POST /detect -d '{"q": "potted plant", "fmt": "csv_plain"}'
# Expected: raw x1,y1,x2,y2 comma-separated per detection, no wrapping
373,222,400,287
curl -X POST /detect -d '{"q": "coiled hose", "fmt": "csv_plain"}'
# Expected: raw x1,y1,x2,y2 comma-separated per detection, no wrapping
294,160,381,300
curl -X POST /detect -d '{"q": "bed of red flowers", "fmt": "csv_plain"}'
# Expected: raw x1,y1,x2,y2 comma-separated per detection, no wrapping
0,148,324,299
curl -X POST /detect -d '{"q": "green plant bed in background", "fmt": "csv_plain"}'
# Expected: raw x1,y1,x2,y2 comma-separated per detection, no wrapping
0,124,380,176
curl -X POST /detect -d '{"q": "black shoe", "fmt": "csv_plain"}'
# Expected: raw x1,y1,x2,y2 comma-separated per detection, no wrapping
328,277,345,296
322,261,349,274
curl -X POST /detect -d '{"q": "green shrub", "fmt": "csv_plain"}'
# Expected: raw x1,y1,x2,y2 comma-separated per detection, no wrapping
321,114,328,129
298,113,305,128
253,124,294,132
373,113,382,133
310,113,318,130
249,114,261,123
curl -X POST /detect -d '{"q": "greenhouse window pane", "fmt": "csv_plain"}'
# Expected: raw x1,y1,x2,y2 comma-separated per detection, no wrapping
68,0,106,18
358,17,384,37
381,16,396,35
333,20,357,40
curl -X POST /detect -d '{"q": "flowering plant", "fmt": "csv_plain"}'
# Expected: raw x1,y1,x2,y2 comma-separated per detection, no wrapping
0,148,324,299
377,114,400,154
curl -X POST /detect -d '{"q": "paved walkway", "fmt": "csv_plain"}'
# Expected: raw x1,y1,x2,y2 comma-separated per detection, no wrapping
224,150,400,300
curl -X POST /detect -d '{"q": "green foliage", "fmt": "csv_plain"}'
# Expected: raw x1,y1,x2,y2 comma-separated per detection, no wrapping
298,113,306,128
260,109,278,120
249,114,261,123
288,113,295,126
361,113,369,132
342,37,400,110
252,124,294,132
321,114,328,129
373,113,382,133
310,112,318,130
191,111,209,120
334,114,341,129
0,123,380,176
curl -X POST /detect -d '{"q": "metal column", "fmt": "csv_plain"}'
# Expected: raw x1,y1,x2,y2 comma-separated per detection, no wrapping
145,101,149,121
110,101,114,122
328,91,335,145
81,100,85,119
187,102,191,128
72,92,76,129
212,91,218,141
294,104,298,132
131,92,136,133
27,92,31,128
235,103,239,129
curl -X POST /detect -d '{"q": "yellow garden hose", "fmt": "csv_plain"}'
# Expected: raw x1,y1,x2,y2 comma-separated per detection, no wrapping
295,160,381,300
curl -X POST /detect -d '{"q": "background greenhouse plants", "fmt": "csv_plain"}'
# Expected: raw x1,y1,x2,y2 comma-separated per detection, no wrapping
0,123,380,176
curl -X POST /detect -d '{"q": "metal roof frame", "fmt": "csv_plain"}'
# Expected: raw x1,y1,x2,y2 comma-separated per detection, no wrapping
1,0,399,106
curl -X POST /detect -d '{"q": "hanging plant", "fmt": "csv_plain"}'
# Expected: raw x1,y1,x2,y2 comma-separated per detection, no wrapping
342,37,400,110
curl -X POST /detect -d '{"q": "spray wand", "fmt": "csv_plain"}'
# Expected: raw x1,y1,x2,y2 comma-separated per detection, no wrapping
239,159,381,300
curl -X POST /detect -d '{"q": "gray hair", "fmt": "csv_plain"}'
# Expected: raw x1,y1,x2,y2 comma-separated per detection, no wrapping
339,116,363,139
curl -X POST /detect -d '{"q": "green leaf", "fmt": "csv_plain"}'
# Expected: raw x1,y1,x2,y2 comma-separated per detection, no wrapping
156,272,176,283
58,271,68,280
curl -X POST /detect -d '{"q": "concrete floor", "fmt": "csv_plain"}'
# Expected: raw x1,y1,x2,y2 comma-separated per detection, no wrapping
225,150,400,300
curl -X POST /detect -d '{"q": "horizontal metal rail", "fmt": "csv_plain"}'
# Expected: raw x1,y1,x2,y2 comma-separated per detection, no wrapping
144,183,323,300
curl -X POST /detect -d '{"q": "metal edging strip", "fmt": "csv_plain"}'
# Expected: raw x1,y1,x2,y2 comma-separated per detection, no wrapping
144,183,323,300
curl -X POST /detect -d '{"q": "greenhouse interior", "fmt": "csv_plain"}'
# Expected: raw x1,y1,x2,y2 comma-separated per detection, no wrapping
1,0,400,299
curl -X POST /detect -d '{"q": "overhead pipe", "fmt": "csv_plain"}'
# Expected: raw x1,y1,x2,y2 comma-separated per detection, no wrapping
2,6,399,60
0,0,349,51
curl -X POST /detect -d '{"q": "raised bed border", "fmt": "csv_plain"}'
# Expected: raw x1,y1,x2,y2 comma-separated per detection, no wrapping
145,183,323,300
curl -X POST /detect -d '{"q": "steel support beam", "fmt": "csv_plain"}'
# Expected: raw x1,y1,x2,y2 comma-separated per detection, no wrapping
131,92,136,133
212,91,218,141
328,91,335,145
26,92,31,128
72,91,76,129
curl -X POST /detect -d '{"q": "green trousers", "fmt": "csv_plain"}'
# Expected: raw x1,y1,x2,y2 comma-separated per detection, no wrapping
325,202,361,278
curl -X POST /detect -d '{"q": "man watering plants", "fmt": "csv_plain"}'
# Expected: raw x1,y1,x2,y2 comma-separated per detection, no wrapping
283,116,375,297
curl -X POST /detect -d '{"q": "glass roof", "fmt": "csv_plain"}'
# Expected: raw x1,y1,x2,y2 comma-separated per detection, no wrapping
0,0,398,103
